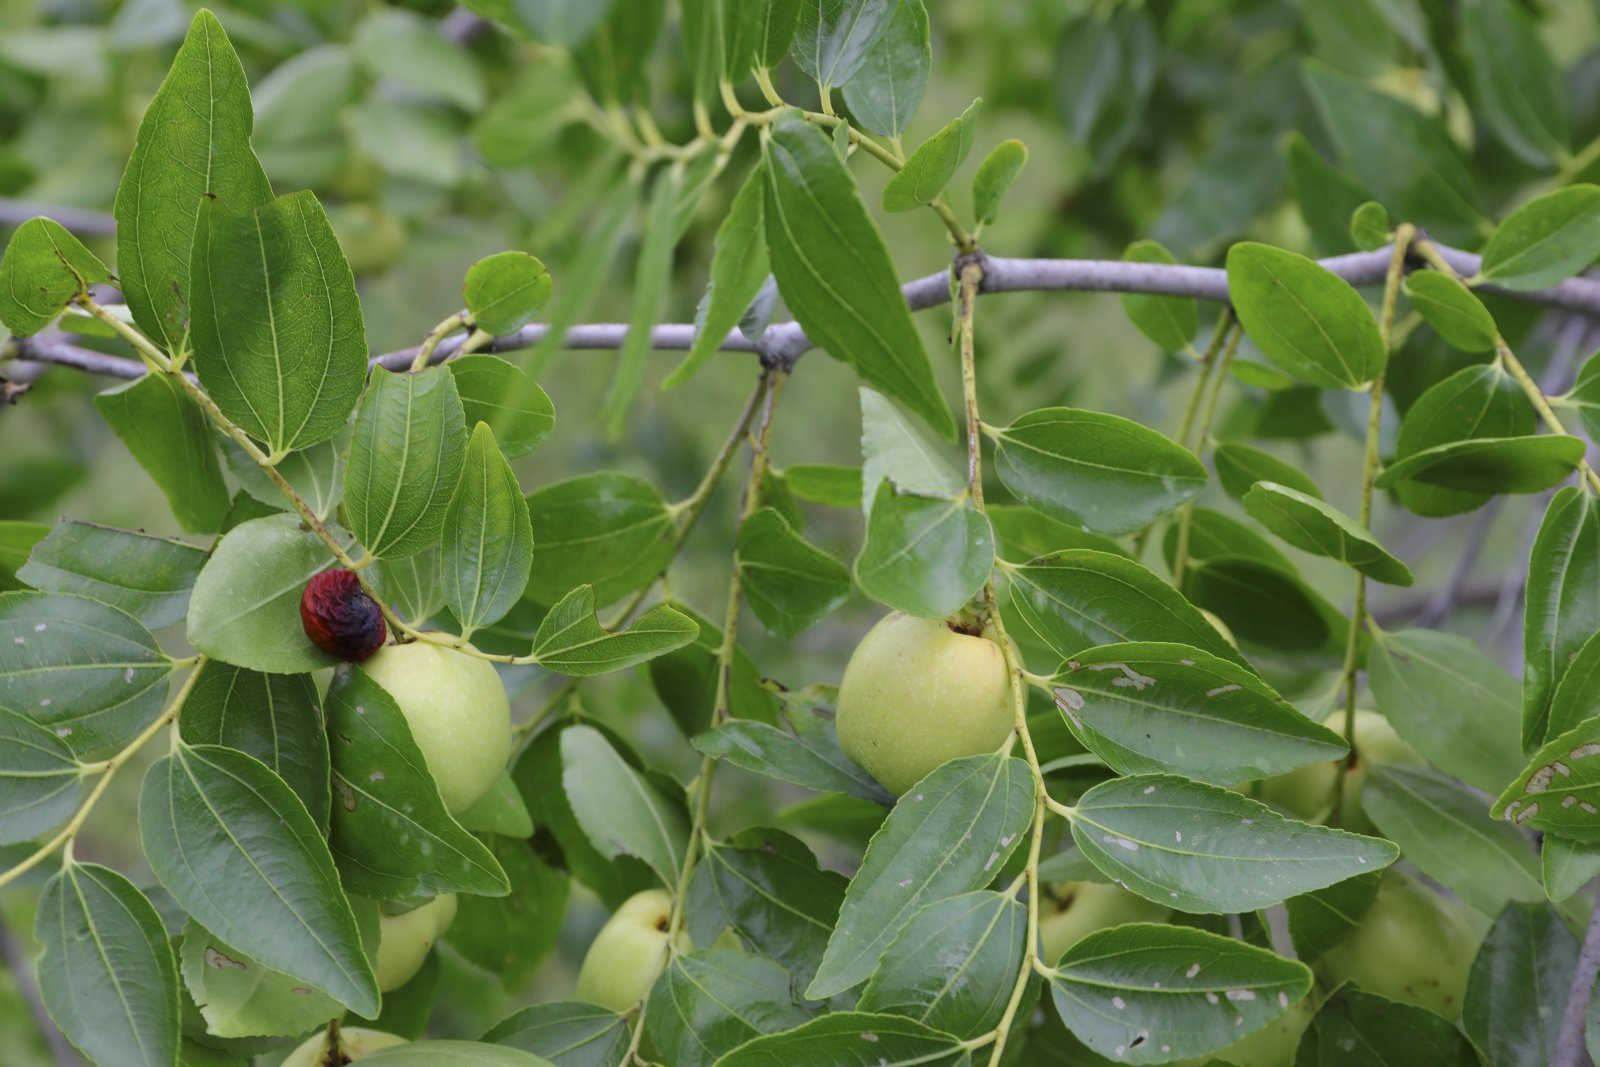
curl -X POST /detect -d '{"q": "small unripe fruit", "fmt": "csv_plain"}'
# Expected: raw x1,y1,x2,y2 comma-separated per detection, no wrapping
574,889,690,1012
1039,881,1171,964
301,569,387,662
375,893,457,992
1258,710,1421,834
281,1026,406,1067
357,642,511,813
836,612,1014,795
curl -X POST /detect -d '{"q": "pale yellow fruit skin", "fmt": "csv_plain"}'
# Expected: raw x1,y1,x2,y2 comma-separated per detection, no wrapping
375,893,457,992
1317,870,1478,1020
574,889,690,1012
281,1027,406,1067
836,613,1013,795
1173,994,1315,1067
357,642,511,813
1039,881,1171,964
1258,710,1421,835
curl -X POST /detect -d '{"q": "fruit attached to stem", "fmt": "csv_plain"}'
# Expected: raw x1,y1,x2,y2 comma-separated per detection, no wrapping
574,889,691,1012
375,893,458,992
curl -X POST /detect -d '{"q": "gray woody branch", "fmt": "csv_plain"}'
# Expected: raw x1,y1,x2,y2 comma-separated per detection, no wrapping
10,242,1600,382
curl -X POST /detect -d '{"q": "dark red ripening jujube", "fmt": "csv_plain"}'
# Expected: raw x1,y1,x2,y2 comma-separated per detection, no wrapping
300,569,386,662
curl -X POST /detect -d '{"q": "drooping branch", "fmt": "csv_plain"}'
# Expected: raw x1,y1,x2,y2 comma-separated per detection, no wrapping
9,241,1600,383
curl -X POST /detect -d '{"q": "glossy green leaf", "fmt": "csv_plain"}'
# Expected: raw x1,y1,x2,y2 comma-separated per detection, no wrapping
667,163,769,390
1390,363,1533,517
463,251,552,337
854,482,994,618
737,507,849,638
1494,718,1600,842
1380,435,1586,496
1120,240,1197,352
561,724,688,888
0,706,80,846
1297,986,1479,1065
1462,0,1567,168
859,387,963,509
0,591,172,761
448,837,568,988
223,435,345,522
186,514,355,674
839,0,928,136
1481,184,1600,290
1242,481,1412,585
178,661,329,833
448,354,555,460
807,753,1034,999
1226,241,1385,390
1524,487,1600,748
378,548,444,628
600,166,679,436
785,464,863,509
1069,774,1398,913
114,10,273,352
714,1011,966,1066
1548,630,1600,741
1462,901,1576,1067
0,216,110,335
18,519,205,629
352,8,486,110
140,741,378,1014
345,366,469,559
693,715,891,805
1284,871,1381,962
1181,556,1344,659
94,373,231,534
1402,270,1496,352
971,138,1027,228
792,0,896,89
1048,923,1310,1065
525,472,675,606
442,423,532,635
647,602,779,733
990,407,1207,536
1212,442,1322,502
37,861,179,1067
882,98,980,212
641,949,811,1066
1051,642,1346,785
532,585,698,675
1542,837,1600,904
763,115,954,438
484,1001,629,1067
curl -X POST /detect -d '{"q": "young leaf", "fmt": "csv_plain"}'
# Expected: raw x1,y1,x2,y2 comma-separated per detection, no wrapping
667,163,769,390
989,407,1207,536
448,355,555,460
1241,481,1413,586
693,717,892,805
463,251,552,337
1523,487,1600,748
806,753,1034,999
140,742,379,1015
1296,986,1480,1065
442,423,533,635
839,0,929,136
1212,442,1323,502
0,591,172,761
715,1012,966,1066
1068,774,1397,913
1402,270,1497,352
1048,923,1311,1064
525,472,676,606
94,373,232,534
483,1002,630,1066
352,8,486,110
115,10,273,351
1225,241,1385,390
1480,184,1600,291
854,482,994,618
881,98,981,212
601,166,679,437
1119,240,1196,352
37,861,179,1067
1462,901,1577,1067
560,724,689,889
0,216,110,336
345,366,469,559
531,585,698,675
0,707,80,846
737,507,850,638
1390,362,1533,518
1494,717,1600,842
18,519,205,629
792,0,897,89
971,138,1028,228
1050,642,1347,785
640,949,811,1065
763,115,955,439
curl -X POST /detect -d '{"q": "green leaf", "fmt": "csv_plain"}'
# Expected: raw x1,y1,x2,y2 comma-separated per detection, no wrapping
667,163,769,390
857,891,1023,1038
1364,765,1543,918
1493,718,1600,842
693,716,892,805
1068,774,1397,913
1212,443,1323,502
860,387,963,508
971,139,1028,228
1368,629,1524,794
186,514,355,674
466,0,616,46
1570,350,1600,444
454,771,534,838
1226,241,1385,390
1463,901,1576,1067
252,45,360,187
140,741,378,1015
600,167,679,436
114,10,273,352
360,1042,556,1067
1480,185,1600,290
1048,923,1310,1065
1283,131,1371,256
352,8,486,110
442,423,533,635
1119,240,1197,352
806,753,1034,999
0,522,49,590
992,505,1128,562
1350,200,1391,251
1241,481,1413,586
1296,986,1480,1065
882,98,980,212
1377,435,1585,496
1163,509,1292,577
463,252,552,337
448,354,555,460
713,1011,967,1066
324,667,509,900
839,0,929,136
570,0,664,108
646,603,780,733
532,586,698,676
990,407,1207,536
1056,10,1158,178
854,482,994,618
641,949,811,1066
1390,363,1533,518
525,472,675,606
785,464,863,508
0,216,110,335
1542,837,1600,903
1523,488,1600,749
560,724,689,888
18,519,205,629
345,366,469,559
178,661,330,833
94,373,232,534
792,0,897,89
1181,556,1345,659
1461,0,1568,169
763,115,954,439
723,0,800,77
1549,630,1600,742
0,591,172,761
484,1001,630,1066
37,861,179,1067
1284,871,1381,962
378,547,444,628
447,837,568,989
1050,642,1347,785
1402,271,1496,352
223,435,346,522
737,507,850,638
0,706,81,846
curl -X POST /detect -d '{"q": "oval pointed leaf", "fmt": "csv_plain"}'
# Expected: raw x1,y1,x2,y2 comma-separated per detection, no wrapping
1297,986,1480,1065
839,0,929,136
443,423,533,634
971,138,1027,228
463,250,551,336
0,216,110,336
1402,270,1496,352
854,482,994,618
1212,442,1323,502
1120,240,1197,352
526,472,675,606
641,949,812,1066
0,706,81,845
1463,901,1577,1067
1242,481,1413,586
1226,241,1385,389
859,386,963,508
1524,487,1600,749
737,507,850,638
484,1001,630,1066
18,519,206,630
882,98,980,212
532,585,698,676
449,354,555,460
1376,434,1585,495
560,724,689,889
1181,556,1345,659
714,1011,966,1066
1480,184,1600,291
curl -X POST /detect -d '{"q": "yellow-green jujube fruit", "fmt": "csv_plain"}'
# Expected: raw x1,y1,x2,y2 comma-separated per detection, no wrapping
357,642,511,813
1174,994,1316,1067
836,612,1014,795
375,893,458,992
1317,870,1478,1020
1039,881,1171,964
574,889,691,1012
281,1027,406,1067
1258,710,1421,834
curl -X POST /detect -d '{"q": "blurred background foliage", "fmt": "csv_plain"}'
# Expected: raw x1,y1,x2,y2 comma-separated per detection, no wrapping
2,0,1599,1060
